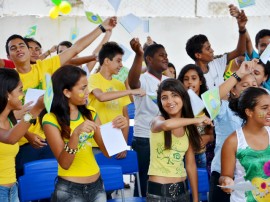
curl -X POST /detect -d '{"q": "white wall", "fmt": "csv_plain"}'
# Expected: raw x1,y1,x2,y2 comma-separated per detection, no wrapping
1,15,270,76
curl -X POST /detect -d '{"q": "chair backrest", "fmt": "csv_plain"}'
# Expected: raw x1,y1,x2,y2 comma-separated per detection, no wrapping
197,168,209,193
18,171,57,202
18,158,58,202
127,102,135,119
127,125,134,146
95,150,139,174
24,158,58,174
99,165,124,191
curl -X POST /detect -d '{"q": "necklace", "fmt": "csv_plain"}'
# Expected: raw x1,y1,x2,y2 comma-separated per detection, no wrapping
205,65,219,87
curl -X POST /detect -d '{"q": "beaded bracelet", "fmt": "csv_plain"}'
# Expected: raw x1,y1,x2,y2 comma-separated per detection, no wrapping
64,143,78,154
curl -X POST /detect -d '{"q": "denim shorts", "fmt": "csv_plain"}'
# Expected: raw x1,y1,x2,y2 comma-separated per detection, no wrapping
0,183,19,202
51,176,106,202
146,181,190,202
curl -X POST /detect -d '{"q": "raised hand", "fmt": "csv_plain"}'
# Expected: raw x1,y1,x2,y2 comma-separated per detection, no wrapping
130,38,143,55
101,16,117,31
229,4,240,18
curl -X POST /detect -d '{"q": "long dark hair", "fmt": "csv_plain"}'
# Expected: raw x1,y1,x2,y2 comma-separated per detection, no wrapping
40,65,93,140
0,68,19,125
236,87,268,123
157,78,201,152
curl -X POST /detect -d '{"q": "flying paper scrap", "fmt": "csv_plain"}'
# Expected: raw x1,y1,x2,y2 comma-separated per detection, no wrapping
120,13,143,34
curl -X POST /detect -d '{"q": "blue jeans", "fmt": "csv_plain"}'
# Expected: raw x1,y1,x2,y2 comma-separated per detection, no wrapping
195,152,207,168
0,183,19,202
15,143,54,178
51,176,106,202
132,136,150,197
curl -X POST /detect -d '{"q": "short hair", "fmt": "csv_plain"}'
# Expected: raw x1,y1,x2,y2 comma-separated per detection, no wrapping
185,34,208,61
24,37,42,48
255,29,270,47
57,41,73,54
5,34,29,55
98,42,124,66
143,43,165,66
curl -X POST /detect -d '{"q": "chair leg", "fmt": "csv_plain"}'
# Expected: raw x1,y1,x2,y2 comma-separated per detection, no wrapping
120,189,125,202
136,173,142,197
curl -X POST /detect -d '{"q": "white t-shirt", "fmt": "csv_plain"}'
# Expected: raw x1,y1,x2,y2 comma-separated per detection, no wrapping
204,54,227,90
133,72,168,138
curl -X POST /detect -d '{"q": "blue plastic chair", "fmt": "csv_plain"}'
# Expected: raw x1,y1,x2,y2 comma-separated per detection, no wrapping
95,150,142,197
99,165,145,202
188,168,209,201
18,159,58,202
127,102,135,119
128,125,134,146
23,158,57,174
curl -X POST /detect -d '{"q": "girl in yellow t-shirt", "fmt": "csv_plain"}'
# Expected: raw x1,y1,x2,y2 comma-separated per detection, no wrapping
0,68,43,202
42,65,127,202
147,78,213,201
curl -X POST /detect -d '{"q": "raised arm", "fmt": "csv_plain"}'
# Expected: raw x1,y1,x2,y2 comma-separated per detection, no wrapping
219,60,253,98
151,115,212,133
128,38,144,89
227,4,247,62
86,31,112,72
39,45,57,60
91,88,145,102
59,17,117,66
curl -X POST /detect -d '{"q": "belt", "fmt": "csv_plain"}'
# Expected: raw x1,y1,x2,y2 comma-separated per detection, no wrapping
147,180,187,198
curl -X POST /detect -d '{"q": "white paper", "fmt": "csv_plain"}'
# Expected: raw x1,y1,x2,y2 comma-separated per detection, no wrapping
100,122,128,157
218,181,256,192
260,43,270,64
108,0,121,13
143,19,149,33
187,89,205,116
25,88,45,106
120,13,143,34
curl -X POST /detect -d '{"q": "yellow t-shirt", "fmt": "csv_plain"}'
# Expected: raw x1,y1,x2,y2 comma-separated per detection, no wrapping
88,72,131,146
18,56,61,146
42,106,100,177
148,131,189,178
0,120,19,184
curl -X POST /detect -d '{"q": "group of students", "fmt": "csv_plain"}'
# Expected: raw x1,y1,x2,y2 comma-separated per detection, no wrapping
1,4,270,202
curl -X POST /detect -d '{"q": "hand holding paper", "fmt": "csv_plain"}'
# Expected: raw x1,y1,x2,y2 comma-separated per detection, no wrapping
218,181,256,192
100,122,128,157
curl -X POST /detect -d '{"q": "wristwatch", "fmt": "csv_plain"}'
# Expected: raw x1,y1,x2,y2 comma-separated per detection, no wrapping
23,112,35,124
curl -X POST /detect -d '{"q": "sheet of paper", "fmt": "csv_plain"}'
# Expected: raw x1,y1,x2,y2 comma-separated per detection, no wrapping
143,19,149,33
238,0,255,9
120,13,143,34
25,88,45,106
260,43,270,64
187,89,205,116
218,181,256,192
100,122,128,157
108,0,121,13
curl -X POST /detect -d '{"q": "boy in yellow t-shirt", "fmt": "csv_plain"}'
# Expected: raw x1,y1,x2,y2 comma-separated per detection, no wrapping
88,42,145,159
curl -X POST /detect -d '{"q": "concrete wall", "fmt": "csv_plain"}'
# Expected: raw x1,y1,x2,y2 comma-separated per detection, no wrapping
1,15,269,75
